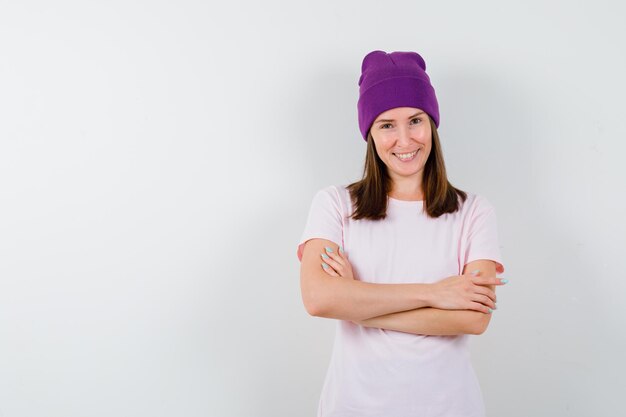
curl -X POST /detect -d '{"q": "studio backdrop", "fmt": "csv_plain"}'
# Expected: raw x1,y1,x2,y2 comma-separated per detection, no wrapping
0,1,624,416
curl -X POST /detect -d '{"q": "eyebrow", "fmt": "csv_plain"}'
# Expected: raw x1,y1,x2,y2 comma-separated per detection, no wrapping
374,111,425,124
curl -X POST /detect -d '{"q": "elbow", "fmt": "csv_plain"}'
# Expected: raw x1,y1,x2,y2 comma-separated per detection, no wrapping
300,271,348,319
301,284,328,317
303,298,324,317
303,291,341,319
472,324,487,335
470,314,492,335
304,300,330,318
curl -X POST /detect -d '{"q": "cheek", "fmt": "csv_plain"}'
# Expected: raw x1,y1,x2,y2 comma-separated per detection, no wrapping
374,136,394,153
422,134,432,149
419,128,432,141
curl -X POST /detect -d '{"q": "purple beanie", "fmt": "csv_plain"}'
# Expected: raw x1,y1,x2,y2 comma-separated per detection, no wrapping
357,50,440,141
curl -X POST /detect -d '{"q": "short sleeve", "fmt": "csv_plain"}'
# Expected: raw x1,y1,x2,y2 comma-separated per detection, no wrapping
296,186,344,262
462,195,505,274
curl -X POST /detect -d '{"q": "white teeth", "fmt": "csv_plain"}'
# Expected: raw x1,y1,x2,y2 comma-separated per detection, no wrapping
395,150,418,160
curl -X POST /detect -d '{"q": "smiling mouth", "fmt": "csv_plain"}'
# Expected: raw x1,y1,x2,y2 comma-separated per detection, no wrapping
393,149,419,161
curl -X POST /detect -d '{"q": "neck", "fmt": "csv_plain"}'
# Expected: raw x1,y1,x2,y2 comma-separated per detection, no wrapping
389,176,423,200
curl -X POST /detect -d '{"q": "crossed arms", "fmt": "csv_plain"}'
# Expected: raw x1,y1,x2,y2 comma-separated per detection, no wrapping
299,239,499,336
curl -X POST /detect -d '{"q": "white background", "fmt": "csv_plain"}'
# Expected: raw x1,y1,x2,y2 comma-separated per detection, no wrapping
1,1,625,416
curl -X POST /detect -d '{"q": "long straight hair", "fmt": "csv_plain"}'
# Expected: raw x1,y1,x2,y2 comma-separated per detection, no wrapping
346,116,467,220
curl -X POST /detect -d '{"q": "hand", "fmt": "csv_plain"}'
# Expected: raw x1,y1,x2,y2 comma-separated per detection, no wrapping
429,270,507,314
320,245,355,281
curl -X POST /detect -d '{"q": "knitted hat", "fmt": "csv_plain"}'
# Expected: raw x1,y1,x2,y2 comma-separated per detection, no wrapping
357,50,440,141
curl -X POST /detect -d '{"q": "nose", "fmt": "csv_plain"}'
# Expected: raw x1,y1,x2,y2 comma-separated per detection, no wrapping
396,124,413,145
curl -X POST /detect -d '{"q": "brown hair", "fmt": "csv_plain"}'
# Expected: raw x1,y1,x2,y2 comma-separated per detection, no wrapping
346,117,467,220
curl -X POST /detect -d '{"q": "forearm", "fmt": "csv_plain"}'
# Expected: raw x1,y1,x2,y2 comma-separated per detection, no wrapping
307,277,433,322
354,307,489,336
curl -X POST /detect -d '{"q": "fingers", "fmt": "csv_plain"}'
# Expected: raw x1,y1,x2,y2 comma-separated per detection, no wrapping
467,271,498,310
469,301,493,314
472,284,496,302
321,246,346,274
472,293,496,310
327,245,345,264
321,261,339,276
473,276,508,286
467,270,509,286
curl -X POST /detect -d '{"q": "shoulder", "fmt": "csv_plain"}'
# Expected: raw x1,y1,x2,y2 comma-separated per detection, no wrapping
307,184,349,214
459,191,497,215
310,184,341,204
310,184,354,220
312,184,350,206
314,184,341,197
454,192,499,226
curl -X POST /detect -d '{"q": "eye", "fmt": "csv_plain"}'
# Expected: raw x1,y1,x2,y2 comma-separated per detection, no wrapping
380,123,392,129
410,117,422,124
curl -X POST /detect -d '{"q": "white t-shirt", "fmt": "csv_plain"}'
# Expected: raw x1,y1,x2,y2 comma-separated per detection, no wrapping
297,184,505,417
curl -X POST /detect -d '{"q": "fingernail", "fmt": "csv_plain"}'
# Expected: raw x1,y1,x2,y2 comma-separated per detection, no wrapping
488,308,493,313
340,245,344,253
501,278,509,284
471,269,480,276
325,246,333,253
321,253,330,259
322,262,329,269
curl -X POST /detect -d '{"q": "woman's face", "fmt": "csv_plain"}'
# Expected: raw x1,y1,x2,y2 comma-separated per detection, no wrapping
370,106,432,187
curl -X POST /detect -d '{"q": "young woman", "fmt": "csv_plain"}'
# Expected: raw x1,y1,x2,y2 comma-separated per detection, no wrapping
297,50,508,417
